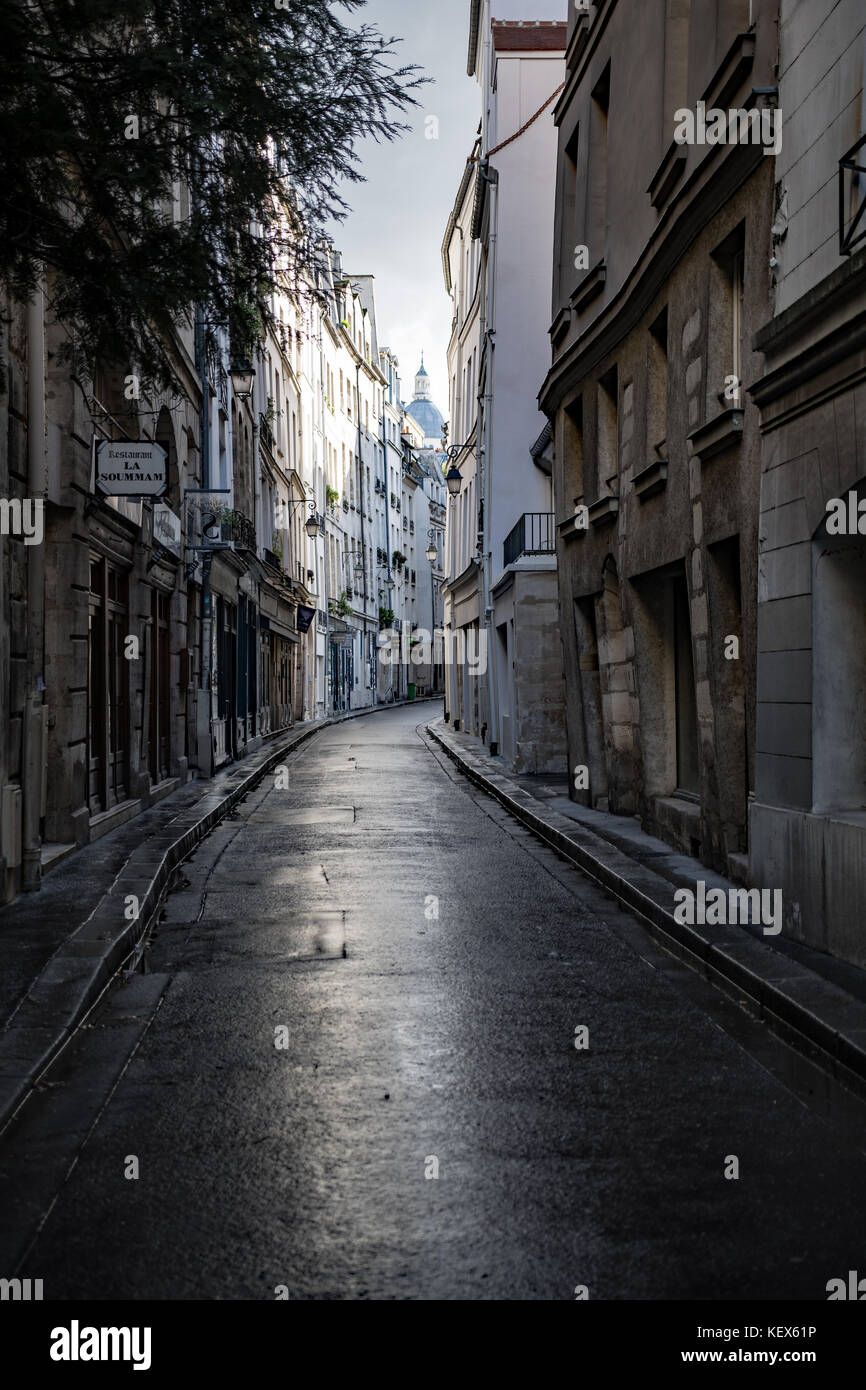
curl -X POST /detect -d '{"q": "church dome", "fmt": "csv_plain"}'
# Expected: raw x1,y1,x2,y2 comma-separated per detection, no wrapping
406,356,445,445
406,397,445,442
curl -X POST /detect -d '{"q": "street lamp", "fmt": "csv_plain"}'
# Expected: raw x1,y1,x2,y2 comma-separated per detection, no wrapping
341,548,365,587
443,435,473,489
376,564,395,597
229,359,255,400
425,540,438,564
283,496,321,538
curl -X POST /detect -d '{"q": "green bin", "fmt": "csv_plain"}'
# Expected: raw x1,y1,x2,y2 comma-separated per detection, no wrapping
407,683,416,701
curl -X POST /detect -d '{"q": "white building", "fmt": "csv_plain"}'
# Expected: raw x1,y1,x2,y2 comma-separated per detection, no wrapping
442,2,568,770
252,246,447,717
404,363,448,694
309,250,388,713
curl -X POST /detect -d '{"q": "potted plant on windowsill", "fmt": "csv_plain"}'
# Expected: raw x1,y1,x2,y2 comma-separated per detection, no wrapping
326,486,339,510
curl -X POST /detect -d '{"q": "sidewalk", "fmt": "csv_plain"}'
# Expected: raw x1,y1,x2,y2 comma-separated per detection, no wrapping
0,695,441,1132
426,716,866,1096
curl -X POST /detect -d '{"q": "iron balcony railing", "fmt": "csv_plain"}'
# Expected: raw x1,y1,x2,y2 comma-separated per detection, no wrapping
839,132,866,255
259,413,274,450
220,509,257,552
503,512,555,568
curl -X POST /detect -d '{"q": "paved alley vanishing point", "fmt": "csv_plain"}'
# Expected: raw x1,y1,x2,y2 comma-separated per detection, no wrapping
1,704,864,1301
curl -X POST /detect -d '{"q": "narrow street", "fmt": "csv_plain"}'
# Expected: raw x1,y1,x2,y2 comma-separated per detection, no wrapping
2,704,865,1301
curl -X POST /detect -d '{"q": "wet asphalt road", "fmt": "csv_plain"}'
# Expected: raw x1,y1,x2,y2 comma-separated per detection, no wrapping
2,703,866,1300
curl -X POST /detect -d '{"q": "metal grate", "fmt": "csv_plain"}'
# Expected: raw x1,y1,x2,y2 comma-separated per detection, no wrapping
503,512,555,568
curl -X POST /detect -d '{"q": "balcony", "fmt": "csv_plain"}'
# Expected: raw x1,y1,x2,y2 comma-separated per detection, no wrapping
503,512,555,569
840,132,866,254
219,509,257,552
259,413,274,451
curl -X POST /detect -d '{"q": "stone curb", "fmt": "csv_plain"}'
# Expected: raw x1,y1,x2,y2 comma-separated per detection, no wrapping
0,695,441,1134
425,718,866,1097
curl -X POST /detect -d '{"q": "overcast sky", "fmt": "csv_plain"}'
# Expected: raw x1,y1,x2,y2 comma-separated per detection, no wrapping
330,0,480,419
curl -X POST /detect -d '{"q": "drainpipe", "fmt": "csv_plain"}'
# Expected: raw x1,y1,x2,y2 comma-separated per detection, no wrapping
355,361,369,703
251,385,261,738
476,10,501,757
22,279,46,890
379,396,392,700
317,299,331,714
861,27,866,207
195,307,214,772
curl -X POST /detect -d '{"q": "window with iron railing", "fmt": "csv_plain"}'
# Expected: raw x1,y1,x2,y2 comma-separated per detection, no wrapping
220,509,257,552
503,513,555,569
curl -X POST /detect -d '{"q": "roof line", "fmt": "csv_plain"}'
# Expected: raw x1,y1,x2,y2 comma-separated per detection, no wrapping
467,0,481,76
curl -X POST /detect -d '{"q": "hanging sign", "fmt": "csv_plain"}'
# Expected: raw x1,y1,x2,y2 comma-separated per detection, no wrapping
95,441,167,497
152,503,182,555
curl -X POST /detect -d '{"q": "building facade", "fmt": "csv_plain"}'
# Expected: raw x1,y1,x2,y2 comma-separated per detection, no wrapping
442,135,484,736
404,363,448,696
2,280,211,898
749,0,866,967
314,253,386,714
442,3,568,773
540,0,776,879
0,231,418,905
474,12,568,774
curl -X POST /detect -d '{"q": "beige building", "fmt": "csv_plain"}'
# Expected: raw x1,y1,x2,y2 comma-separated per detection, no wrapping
540,0,777,876
749,0,866,967
0,234,380,903
442,137,484,736
1,281,208,901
